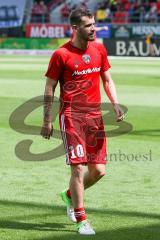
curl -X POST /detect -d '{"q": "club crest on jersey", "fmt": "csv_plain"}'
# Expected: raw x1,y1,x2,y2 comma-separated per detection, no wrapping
82,54,91,64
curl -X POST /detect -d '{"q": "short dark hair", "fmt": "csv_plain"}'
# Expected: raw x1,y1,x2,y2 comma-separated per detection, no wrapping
70,8,93,26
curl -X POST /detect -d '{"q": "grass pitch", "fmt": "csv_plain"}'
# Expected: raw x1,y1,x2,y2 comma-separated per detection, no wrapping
0,55,160,240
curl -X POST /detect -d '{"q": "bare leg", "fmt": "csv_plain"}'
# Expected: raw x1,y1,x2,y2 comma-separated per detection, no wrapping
69,164,84,208
83,164,106,189
69,164,105,207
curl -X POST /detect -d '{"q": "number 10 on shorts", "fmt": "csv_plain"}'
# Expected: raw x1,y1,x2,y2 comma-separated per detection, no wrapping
70,144,84,159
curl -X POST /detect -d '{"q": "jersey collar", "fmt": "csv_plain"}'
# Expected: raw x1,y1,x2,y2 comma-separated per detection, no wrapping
69,40,90,53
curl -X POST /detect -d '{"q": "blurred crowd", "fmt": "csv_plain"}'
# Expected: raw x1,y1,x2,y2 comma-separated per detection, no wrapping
30,0,160,24
60,0,88,23
31,0,49,23
95,0,160,23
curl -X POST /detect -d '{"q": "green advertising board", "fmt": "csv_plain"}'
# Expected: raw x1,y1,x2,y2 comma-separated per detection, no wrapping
0,38,69,49
112,24,160,38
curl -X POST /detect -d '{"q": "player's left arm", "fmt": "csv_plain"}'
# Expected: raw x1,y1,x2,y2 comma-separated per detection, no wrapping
101,70,125,122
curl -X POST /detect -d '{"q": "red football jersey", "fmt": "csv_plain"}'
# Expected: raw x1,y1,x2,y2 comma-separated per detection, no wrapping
45,41,111,114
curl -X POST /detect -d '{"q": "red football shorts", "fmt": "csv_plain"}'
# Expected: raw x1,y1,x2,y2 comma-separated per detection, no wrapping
59,113,107,165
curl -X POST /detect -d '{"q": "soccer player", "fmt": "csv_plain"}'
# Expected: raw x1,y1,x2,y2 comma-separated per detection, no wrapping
41,8,124,235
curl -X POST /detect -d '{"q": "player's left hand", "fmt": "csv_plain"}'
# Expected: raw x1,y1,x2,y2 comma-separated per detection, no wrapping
113,104,126,122
40,122,53,139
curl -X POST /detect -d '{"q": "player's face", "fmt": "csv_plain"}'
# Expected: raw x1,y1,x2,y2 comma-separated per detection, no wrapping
77,16,95,41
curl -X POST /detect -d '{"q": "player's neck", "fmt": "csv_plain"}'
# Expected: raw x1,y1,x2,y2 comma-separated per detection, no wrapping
71,36,88,50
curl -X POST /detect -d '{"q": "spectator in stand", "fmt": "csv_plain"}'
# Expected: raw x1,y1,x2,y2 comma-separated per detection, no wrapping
95,2,106,23
61,2,70,23
131,2,142,23
128,2,136,22
143,1,150,22
110,0,118,15
39,0,49,23
31,0,48,23
139,4,146,23
112,4,128,23
150,3,158,22
31,1,41,23
124,0,131,12
145,3,157,23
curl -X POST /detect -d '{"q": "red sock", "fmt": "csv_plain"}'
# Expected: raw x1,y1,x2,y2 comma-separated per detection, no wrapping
66,189,71,199
74,207,86,223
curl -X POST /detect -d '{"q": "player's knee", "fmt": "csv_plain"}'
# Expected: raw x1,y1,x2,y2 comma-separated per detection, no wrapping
92,168,106,179
97,169,106,178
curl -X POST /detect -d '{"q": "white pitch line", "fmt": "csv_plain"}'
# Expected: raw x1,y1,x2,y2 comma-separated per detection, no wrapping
0,49,53,56
109,56,160,61
0,49,159,61
0,59,49,63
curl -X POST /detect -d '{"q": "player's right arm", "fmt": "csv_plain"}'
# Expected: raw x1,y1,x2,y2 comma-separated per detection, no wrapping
40,48,65,139
97,42,125,121
40,77,58,139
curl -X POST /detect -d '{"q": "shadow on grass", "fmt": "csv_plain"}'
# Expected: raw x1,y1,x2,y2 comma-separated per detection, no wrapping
0,199,159,220
0,220,73,232
0,199,160,239
33,223,160,240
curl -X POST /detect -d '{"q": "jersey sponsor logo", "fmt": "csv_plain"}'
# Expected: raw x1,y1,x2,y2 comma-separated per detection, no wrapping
72,67,101,76
82,54,91,64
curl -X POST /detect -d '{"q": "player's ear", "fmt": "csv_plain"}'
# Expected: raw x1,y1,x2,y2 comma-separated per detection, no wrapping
72,25,78,32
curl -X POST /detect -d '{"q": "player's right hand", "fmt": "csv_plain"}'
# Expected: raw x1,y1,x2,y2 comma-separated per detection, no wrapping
113,104,126,122
40,122,53,139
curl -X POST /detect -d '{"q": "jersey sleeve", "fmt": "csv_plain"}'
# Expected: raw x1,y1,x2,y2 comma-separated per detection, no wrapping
45,50,64,81
99,44,111,73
